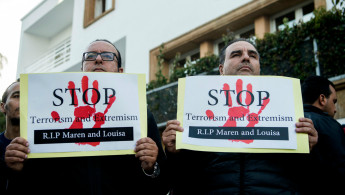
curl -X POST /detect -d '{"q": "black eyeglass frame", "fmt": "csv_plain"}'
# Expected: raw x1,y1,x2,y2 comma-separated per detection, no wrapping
82,52,119,63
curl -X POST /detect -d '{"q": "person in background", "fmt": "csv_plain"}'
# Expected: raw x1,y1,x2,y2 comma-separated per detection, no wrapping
0,81,20,194
301,75,345,194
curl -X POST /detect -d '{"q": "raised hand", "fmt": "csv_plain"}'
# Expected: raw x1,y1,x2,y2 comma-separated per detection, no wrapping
206,79,270,144
51,76,116,146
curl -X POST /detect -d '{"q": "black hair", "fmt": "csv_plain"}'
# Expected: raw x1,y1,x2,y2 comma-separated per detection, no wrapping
219,38,259,65
82,39,122,68
1,80,19,104
301,75,336,104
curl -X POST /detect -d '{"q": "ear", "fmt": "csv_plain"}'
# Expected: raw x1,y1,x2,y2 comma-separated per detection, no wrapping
118,67,124,73
0,102,5,114
319,94,327,106
219,64,224,75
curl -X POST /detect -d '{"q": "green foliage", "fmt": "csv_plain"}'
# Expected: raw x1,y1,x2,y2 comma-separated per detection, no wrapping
222,29,235,46
169,54,220,82
148,4,345,90
307,5,345,78
147,44,168,90
256,4,345,81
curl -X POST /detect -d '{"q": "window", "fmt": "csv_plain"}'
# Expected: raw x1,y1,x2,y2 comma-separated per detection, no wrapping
84,0,115,28
271,1,315,32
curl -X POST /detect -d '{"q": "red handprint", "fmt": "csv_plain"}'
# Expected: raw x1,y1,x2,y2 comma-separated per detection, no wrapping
51,76,116,146
206,79,270,144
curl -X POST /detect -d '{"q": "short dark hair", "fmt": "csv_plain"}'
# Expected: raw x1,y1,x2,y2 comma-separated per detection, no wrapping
219,38,259,65
2,80,19,104
82,39,122,68
302,76,336,104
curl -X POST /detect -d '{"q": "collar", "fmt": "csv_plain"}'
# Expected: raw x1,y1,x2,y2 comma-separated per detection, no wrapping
303,104,330,117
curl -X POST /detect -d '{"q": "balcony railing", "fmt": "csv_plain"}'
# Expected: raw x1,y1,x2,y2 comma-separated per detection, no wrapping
25,37,71,73
147,81,178,128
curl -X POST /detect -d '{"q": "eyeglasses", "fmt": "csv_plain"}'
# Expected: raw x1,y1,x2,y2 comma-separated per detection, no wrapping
82,52,119,62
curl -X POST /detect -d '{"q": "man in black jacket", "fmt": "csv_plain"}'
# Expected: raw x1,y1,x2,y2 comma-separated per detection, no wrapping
5,39,168,195
163,38,318,194
0,81,20,194
301,75,345,194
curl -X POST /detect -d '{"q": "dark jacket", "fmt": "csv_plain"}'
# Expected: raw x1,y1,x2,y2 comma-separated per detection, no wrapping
301,105,345,195
168,147,308,194
6,109,168,195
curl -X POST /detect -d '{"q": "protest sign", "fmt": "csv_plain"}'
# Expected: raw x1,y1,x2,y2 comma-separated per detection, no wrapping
176,76,308,153
20,72,147,158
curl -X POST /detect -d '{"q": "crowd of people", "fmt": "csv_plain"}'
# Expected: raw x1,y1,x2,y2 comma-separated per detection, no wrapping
0,38,344,195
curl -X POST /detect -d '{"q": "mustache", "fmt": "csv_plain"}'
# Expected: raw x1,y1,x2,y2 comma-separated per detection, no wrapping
238,62,253,71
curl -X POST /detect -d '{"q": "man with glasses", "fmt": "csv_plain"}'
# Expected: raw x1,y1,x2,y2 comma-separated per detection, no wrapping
5,39,168,195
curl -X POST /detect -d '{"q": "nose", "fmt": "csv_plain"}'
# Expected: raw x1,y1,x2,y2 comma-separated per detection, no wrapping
95,54,103,64
242,52,250,62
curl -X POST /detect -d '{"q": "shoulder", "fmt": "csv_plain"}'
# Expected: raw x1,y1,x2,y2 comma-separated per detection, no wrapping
0,132,5,144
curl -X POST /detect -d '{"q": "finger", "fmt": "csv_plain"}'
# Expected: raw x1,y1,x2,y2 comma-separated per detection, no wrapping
135,146,158,158
162,134,176,144
5,156,26,163
164,124,184,133
81,76,89,104
162,129,177,137
7,143,30,154
135,149,158,158
91,80,99,105
136,137,155,146
5,149,28,160
135,142,157,153
295,120,313,128
166,120,180,126
297,117,314,126
162,133,176,141
11,137,29,146
245,83,253,106
68,81,79,107
295,126,316,136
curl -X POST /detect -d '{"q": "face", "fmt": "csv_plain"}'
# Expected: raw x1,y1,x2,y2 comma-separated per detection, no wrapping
82,41,123,73
323,85,337,118
0,82,20,123
219,41,260,76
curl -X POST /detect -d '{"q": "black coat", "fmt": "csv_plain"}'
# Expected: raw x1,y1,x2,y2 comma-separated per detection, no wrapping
168,147,309,194
301,105,345,195
6,109,168,195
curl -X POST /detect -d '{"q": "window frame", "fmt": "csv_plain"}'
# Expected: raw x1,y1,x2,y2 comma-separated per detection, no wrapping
270,0,314,33
84,0,115,28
